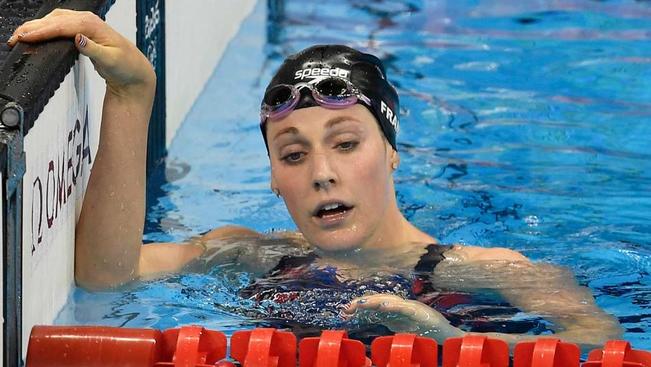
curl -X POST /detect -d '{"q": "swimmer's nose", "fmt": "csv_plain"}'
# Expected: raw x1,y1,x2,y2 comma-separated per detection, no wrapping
313,177,335,190
311,153,337,191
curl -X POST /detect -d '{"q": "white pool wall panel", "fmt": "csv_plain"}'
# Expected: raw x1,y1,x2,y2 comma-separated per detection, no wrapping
165,0,258,146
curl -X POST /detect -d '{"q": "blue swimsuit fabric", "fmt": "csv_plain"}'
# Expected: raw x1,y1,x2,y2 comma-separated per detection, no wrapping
239,244,552,343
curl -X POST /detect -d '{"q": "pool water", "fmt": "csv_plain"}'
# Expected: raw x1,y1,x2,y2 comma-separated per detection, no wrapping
56,0,651,351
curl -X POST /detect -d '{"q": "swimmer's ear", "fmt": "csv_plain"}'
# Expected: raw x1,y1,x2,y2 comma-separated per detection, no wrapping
390,149,400,171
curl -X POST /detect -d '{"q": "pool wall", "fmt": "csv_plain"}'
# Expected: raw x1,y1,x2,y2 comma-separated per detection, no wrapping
5,0,257,363
165,1,257,146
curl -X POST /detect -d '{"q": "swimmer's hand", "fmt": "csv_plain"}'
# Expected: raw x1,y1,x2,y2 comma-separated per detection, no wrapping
343,294,464,342
8,8,155,96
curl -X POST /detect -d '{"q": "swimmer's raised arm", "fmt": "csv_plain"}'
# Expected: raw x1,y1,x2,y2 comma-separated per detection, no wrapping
10,9,157,289
10,10,278,289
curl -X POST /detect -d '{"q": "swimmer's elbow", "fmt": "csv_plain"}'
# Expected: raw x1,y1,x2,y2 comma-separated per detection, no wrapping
590,313,624,341
555,312,623,351
74,242,141,290
74,266,137,291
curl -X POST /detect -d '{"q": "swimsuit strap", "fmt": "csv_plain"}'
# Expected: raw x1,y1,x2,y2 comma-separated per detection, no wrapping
411,244,453,298
268,243,450,277
414,243,452,273
270,243,450,274
269,252,319,275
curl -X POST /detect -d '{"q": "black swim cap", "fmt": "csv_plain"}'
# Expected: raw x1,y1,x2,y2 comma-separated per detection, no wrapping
261,45,400,152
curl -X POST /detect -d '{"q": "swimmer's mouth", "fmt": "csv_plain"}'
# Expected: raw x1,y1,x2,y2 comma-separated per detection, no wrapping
313,202,354,218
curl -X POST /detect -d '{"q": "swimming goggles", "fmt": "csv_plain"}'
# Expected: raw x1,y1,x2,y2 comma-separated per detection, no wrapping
260,77,372,122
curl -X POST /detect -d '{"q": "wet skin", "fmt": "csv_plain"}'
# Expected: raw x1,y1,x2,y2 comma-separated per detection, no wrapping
266,104,431,252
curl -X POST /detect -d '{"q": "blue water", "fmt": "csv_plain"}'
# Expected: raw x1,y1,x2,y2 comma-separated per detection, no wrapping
57,0,651,350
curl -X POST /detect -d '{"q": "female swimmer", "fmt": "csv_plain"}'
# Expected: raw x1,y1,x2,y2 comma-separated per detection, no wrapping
8,9,622,349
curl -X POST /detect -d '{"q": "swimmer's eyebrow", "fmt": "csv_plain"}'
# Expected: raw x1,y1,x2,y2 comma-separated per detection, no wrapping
272,126,300,142
325,116,363,130
272,116,361,142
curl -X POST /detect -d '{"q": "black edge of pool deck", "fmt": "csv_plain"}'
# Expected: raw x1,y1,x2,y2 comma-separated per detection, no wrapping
0,0,116,135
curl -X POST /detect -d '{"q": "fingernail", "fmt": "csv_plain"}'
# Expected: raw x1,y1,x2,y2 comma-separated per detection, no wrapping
6,35,15,45
357,299,367,304
77,34,88,48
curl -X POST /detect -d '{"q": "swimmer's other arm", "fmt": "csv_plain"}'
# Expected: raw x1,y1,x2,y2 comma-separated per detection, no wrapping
446,246,623,350
348,246,622,351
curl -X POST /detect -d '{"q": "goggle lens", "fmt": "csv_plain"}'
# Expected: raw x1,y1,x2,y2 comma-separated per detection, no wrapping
261,77,369,122
264,85,294,107
315,78,351,99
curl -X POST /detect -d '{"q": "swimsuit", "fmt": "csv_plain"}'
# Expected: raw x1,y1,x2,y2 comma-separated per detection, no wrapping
238,244,552,343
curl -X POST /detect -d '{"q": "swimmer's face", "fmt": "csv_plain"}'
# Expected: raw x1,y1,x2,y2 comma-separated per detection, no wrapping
267,104,399,251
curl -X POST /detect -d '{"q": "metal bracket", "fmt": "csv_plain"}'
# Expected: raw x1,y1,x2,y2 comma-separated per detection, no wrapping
6,137,26,200
0,103,25,367
0,102,26,198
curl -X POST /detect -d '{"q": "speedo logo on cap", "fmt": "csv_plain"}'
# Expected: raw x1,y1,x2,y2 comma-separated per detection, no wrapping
294,67,350,80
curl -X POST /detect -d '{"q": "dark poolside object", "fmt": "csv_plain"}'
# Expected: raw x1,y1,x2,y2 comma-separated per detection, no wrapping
1,102,22,128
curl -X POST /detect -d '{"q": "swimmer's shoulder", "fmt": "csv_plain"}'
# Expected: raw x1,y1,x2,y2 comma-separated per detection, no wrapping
442,243,530,263
197,225,262,241
196,225,312,250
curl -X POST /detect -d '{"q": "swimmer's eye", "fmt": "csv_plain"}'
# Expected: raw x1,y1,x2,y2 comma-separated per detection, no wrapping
281,151,305,164
337,141,358,151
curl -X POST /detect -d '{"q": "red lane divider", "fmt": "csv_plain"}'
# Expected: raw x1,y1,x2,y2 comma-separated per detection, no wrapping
231,328,297,367
371,333,437,367
26,325,163,367
584,340,651,367
514,338,580,367
24,325,651,367
156,326,227,366
443,335,509,367
299,330,370,367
